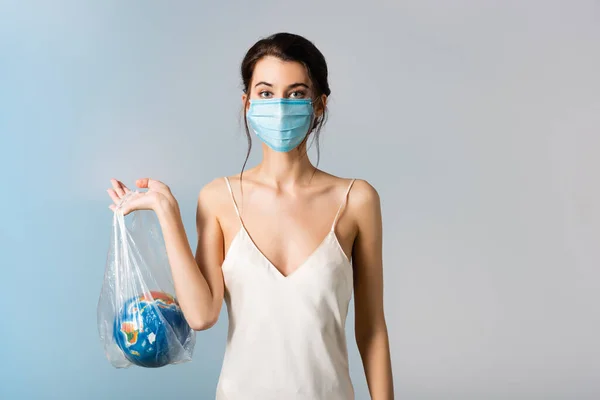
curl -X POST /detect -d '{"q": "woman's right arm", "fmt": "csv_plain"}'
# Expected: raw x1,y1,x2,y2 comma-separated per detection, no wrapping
155,180,224,331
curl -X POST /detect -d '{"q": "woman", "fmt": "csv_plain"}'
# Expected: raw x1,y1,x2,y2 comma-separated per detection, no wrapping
107,32,394,400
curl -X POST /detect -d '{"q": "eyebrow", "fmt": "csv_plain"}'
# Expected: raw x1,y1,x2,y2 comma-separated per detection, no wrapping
254,81,310,89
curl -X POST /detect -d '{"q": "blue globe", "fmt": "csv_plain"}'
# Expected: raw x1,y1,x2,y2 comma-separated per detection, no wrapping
113,291,191,368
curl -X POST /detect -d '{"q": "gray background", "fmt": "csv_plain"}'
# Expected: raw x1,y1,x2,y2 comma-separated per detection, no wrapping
1,0,598,399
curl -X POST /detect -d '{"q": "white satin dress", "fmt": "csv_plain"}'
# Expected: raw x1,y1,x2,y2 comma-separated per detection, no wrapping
215,177,357,400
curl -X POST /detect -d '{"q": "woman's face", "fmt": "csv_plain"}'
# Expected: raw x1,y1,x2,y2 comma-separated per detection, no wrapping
243,55,326,115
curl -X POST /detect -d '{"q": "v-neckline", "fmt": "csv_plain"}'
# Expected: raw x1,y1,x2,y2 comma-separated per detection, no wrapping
238,224,346,280
221,177,357,280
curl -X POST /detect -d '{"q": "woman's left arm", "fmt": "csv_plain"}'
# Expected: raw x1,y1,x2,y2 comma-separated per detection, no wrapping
351,180,394,399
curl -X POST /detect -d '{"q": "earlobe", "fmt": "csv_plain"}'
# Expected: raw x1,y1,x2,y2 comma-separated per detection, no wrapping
315,104,325,118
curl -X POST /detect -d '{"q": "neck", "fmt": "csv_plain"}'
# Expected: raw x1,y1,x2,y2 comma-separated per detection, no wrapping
255,143,316,188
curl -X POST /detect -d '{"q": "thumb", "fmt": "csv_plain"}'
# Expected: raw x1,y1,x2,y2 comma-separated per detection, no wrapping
137,177,171,196
136,178,150,189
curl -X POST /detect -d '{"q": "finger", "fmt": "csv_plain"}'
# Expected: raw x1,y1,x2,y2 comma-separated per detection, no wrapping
108,204,125,214
121,201,152,216
110,179,126,197
135,178,149,188
118,180,131,194
137,178,171,196
109,201,129,215
109,203,129,214
107,189,121,205
116,179,131,194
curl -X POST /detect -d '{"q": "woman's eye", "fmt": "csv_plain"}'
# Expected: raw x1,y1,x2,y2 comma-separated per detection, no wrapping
259,91,272,98
289,91,306,98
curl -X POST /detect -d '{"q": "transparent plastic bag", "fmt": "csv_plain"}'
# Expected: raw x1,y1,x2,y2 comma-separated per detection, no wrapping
97,191,196,368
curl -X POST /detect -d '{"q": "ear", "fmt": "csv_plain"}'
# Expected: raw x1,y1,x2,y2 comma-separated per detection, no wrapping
315,94,328,118
242,93,250,112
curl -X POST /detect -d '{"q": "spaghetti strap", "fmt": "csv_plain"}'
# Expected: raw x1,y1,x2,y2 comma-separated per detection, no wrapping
224,177,242,223
331,179,356,231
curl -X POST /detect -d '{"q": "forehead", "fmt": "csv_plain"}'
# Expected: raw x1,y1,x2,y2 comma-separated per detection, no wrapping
251,56,310,86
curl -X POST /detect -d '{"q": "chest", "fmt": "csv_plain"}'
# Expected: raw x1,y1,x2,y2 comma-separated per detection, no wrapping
223,196,354,278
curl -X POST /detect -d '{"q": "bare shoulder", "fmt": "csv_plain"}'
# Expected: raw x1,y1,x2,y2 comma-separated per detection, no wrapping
349,179,381,209
318,172,380,212
346,179,382,232
197,176,230,213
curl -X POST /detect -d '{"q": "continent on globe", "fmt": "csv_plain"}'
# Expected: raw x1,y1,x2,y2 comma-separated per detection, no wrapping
120,322,139,345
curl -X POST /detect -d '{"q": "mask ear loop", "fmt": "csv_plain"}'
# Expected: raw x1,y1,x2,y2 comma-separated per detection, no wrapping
310,97,323,131
303,104,320,156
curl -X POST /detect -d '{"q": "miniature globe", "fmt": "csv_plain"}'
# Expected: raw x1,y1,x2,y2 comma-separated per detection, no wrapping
113,291,191,368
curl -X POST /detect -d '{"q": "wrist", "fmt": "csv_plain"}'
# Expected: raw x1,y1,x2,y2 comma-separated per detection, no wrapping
155,194,180,218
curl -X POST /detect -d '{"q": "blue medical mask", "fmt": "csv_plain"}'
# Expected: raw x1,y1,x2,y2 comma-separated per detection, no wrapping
246,98,314,152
